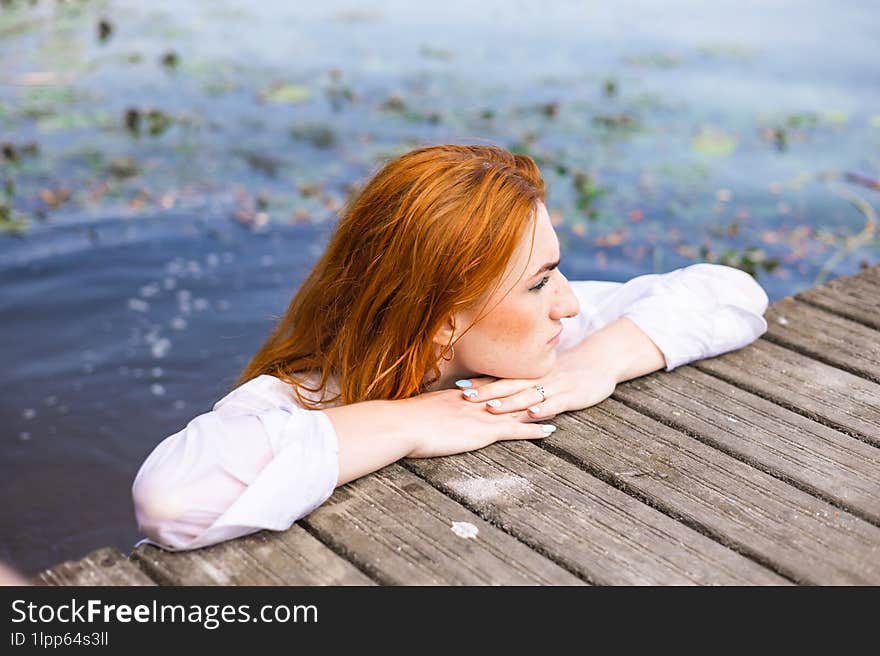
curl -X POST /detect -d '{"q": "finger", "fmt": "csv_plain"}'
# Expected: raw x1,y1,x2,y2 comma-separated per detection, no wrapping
483,401,546,420
455,376,497,398
483,385,550,414
497,422,557,441
460,377,538,402
524,398,559,420
491,405,558,422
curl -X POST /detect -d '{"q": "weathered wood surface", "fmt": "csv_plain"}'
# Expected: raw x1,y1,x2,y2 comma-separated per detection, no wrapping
301,464,585,585
797,268,880,330
613,368,880,524
132,525,373,586
764,297,880,383
35,547,155,586
697,339,880,446
405,441,787,585
550,400,880,584
38,265,880,585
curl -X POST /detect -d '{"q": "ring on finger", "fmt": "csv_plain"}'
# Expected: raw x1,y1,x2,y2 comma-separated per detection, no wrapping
534,384,546,403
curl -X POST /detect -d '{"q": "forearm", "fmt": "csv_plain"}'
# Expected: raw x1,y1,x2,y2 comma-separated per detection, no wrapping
323,400,417,487
569,317,667,383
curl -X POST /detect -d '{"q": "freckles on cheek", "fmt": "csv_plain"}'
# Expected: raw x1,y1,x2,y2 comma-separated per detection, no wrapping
489,312,533,344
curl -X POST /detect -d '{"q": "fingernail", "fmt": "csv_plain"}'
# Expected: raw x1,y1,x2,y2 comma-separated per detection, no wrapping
541,425,557,435
528,405,541,414
486,399,502,408
455,379,472,388
463,389,479,398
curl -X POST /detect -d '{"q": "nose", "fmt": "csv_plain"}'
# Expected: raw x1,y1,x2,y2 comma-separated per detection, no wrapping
551,272,580,320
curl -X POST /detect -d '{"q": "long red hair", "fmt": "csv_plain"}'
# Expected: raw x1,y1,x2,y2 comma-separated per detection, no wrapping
234,143,546,409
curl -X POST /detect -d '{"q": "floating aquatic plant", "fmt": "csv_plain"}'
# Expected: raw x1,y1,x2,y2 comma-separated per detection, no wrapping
122,108,174,137
234,150,285,178
1,142,39,163
573,171,607,221
259,82,311,104
623,51,682,68
692,127,738,156
290,123,337,149
97,19,113,43
160,51,179,69
593,113,638,130
107,157,139,179
0,202,27,235
699,244,780,277
603,77,618,97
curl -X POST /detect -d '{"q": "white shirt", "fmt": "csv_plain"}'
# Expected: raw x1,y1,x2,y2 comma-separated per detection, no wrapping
132,263,769,551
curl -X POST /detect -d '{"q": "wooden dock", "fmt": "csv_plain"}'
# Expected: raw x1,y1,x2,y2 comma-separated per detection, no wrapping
35,266,880,585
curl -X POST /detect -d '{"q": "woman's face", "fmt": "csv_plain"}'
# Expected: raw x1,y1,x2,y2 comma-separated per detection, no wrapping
434,201,581,386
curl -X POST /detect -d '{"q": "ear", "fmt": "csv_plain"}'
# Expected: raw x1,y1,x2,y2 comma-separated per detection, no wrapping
431,313,457,350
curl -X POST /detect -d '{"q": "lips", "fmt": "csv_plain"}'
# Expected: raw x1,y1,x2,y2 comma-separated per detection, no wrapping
548,327,563,344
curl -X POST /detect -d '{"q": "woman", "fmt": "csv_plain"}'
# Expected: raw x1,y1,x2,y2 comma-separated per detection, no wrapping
132,144,768,551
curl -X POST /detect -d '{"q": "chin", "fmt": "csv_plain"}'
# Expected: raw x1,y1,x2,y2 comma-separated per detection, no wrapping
500,354,556,380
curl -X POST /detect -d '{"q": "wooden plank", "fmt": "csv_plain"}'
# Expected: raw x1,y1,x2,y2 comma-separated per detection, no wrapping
551,400,880,584
797,270,880,331
405,441,787,585
132,525,374,585
302,464,584,585
863,266,880,286
613,367,880,524
35,547,156,586
764,297,880,383
847,266,880,287
696,339,880,446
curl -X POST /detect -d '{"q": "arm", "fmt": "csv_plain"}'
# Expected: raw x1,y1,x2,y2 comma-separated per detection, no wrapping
134,382,548,551
132,405,341,551
566,316,667,384
467,264,770,416
324,400,415,486
133,399,416,551
564,263,769,372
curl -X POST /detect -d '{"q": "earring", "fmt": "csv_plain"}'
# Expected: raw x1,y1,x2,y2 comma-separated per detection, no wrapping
440,345,455,361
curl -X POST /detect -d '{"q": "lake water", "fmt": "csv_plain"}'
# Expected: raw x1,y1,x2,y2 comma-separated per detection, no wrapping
1,0,878,575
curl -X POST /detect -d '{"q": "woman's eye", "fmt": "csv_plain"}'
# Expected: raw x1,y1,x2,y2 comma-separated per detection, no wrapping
531,276,550,291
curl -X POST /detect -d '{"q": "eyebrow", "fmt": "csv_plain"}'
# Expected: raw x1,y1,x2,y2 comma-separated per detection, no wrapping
530,258,560,278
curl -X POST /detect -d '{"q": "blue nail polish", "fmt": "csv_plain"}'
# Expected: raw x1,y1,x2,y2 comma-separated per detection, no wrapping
455,379,472,389
463,389,478,398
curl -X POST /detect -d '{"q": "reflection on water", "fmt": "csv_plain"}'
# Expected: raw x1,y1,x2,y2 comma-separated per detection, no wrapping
1,0,878,574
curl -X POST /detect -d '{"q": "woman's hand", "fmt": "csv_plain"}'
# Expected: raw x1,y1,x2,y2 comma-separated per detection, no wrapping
395,388,558,459
456,348,618,421
456,318,667,421
466,364,615,419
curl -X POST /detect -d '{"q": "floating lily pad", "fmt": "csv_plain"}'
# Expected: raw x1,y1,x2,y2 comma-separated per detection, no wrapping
821,110,848,125
260,82,311,104
0,202,27,235
290,123,337,149
697,44,759,61
107,157,140,179
785,112,819,128
420,45,453,60
692,128,738,156
38,111,112,131
593,113,638,130
623,52,682,68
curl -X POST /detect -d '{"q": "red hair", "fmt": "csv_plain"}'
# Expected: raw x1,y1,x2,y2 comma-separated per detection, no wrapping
234,143,546,409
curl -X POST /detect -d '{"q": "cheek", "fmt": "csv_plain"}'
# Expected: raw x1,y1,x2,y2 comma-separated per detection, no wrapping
510,311,537,341
485,304,537,345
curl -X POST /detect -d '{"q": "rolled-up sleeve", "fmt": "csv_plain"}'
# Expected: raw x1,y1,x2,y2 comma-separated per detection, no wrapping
132,389,339,551
559,263,769,370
